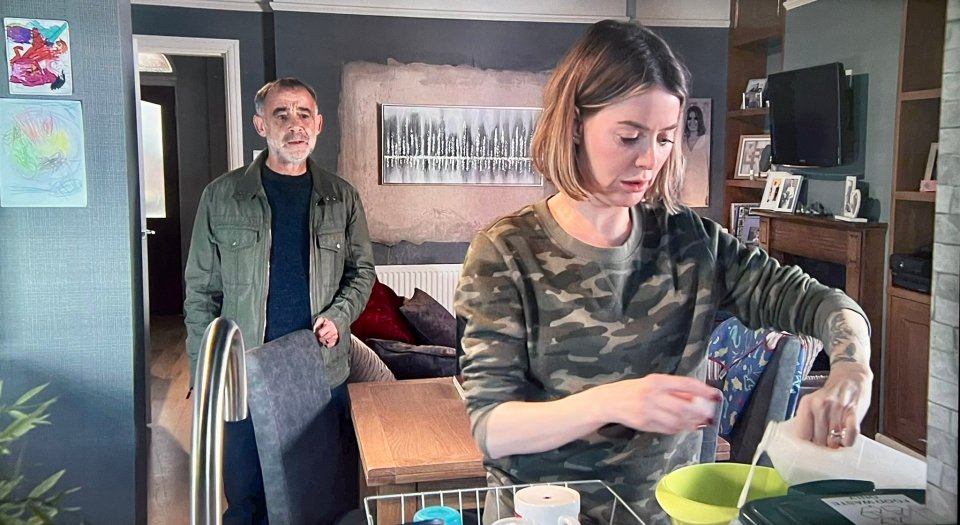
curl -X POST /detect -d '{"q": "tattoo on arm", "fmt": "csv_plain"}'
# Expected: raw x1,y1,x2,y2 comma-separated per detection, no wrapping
832,344,858,364
826,312,868,366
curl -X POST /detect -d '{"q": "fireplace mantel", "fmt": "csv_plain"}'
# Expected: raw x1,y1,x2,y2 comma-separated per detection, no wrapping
754,210,888,437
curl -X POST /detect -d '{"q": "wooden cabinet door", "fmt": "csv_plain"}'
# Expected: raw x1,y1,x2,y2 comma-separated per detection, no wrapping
883,294,930,453
732,0,783,31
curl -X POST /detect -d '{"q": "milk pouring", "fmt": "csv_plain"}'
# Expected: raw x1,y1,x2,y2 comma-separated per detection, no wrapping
758,418,926,489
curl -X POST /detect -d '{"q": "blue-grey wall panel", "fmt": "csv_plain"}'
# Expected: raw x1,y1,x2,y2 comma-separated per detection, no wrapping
272,14,729,222
0,1,143,524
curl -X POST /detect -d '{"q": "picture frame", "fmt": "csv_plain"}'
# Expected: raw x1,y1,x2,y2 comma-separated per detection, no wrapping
730,202,761,246
380,103,543,186
734,134,771,179
759,173,783,209
741,214,761,245
681,98,712,208
775,173,803,212
759,171,803,212
923,142,939,181
842,175,861,218
835,175,867,222
741,78,767,109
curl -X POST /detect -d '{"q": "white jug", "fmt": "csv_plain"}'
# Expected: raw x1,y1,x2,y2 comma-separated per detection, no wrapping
759,418,926,490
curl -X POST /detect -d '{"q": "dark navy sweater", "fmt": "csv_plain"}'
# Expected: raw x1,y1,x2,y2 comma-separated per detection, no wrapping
261,165,312,343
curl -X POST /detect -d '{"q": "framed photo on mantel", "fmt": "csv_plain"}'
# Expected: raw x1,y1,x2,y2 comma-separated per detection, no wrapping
759,172,803,212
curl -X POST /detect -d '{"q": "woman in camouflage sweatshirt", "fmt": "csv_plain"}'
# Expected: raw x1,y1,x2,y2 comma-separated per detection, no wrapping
454,20,873,525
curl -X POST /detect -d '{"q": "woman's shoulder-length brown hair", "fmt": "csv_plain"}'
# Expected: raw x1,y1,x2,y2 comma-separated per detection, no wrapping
531,20,691,214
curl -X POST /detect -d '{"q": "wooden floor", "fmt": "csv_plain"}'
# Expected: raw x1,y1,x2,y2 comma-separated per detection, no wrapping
148,315,192,525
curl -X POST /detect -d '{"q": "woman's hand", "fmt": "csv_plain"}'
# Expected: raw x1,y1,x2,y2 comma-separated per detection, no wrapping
795,309,873,448
595,374,722,434
483,374,720,459
794,361,872,448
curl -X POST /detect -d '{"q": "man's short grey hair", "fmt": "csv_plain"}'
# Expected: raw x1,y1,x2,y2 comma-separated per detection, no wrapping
254,78,319,115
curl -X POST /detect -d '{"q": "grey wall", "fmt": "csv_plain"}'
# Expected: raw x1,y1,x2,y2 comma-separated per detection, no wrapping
272,14,729,222
783,0,902,220
273,13,586,172
0,1,144,524
927,2,959,520
132,5,268,165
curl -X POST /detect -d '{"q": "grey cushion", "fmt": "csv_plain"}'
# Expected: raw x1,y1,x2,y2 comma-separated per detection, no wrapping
245,329,332,525
400,288,457,348
367,338,457,379
348,334,395,383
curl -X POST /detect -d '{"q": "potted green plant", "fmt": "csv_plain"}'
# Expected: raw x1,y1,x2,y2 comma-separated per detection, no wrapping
0,382,79,525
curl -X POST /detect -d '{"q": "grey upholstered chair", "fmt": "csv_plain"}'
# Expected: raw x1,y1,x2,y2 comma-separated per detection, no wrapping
245,329,345,525
723,335,813,464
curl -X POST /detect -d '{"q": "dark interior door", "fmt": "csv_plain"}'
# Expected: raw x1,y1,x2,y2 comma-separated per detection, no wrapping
140,85,183,316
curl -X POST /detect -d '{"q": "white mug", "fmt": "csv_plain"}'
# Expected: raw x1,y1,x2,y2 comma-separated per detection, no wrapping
513,485,580,525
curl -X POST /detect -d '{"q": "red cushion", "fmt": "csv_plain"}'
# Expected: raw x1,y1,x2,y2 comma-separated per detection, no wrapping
351,279,418,345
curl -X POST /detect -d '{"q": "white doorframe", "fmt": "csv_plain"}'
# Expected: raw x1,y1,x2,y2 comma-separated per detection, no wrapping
132,35,243,428
133,35,245,169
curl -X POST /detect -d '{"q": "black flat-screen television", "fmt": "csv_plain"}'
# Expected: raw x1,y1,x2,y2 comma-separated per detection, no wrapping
767,62,851,167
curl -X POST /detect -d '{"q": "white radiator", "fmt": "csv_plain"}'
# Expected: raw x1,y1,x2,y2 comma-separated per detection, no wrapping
375,263,463,314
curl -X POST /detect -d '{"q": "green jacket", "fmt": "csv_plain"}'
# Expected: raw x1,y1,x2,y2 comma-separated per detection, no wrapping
183,152,375,388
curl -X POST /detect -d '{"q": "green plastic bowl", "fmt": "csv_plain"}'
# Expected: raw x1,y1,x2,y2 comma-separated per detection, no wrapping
655,463,789,525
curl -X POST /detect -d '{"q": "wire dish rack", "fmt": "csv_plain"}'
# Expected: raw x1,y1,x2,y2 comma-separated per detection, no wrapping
363,480,646,525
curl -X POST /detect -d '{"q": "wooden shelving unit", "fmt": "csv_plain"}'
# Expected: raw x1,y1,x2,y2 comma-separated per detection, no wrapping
889,284,933,307
722,0,784,229
726,179,767,189
883,0,946,455
728,108,769,119
893,190,937,203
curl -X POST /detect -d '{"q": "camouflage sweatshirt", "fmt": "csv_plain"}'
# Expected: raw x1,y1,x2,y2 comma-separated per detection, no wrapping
454,199,865,525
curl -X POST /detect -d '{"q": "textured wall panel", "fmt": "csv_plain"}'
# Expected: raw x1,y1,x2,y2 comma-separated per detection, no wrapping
0,1,142,523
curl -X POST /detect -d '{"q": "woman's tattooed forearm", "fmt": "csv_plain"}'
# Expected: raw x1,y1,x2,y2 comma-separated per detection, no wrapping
832,344,858,364
826,312,868,365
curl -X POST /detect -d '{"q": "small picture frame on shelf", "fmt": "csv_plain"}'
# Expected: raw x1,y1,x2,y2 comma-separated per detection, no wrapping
734,134,771,179
741,78,767,109
730,202,761,246
920,142,938,192
923,142,938,180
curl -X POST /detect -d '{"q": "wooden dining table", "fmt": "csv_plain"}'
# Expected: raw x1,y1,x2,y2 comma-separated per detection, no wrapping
349,378,487,525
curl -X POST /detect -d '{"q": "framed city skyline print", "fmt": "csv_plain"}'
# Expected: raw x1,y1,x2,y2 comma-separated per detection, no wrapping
380,103,542,186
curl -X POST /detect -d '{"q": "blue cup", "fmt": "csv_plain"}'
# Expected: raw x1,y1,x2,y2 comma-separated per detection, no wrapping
413,506,463,525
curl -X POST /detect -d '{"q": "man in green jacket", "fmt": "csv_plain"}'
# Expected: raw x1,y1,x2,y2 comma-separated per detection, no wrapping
183,77,375,525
